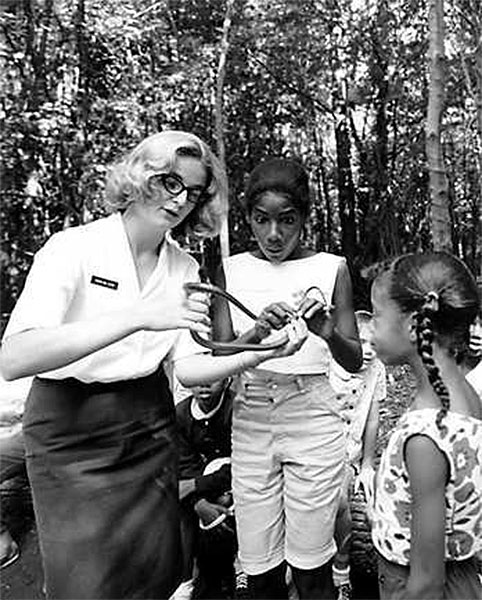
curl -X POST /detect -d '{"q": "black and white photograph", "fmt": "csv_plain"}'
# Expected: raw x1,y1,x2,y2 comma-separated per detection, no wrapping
0,1,481,599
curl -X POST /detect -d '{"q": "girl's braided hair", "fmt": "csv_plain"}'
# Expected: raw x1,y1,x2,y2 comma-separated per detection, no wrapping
385,252,479,431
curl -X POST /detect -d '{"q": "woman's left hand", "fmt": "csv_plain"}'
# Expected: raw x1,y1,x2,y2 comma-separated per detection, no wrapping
298,296,336,341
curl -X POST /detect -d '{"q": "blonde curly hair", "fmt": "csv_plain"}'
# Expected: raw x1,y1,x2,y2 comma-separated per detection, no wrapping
104,130,228,239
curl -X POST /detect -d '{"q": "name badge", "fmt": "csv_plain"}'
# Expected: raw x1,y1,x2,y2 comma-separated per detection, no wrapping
90,275,119,290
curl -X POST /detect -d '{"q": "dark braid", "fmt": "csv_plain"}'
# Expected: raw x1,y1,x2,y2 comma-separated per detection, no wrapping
415,309,450,433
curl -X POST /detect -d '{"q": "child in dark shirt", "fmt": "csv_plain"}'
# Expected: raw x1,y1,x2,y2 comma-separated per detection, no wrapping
173,378,238,600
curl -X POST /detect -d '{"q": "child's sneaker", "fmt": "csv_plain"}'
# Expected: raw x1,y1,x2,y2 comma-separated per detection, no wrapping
333,565,352,600
336,582,352,600
286,566,299,600
0,528,20,570
169,579,194,600
234,570,249,599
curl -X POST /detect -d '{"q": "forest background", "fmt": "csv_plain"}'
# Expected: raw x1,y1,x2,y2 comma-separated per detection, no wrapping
1,0,481,326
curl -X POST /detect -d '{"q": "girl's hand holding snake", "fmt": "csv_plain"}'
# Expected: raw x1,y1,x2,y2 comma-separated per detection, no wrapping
254,302,296,340
297,296,335,341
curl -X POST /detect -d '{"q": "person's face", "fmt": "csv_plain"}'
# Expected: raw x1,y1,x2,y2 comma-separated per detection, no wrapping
358,321,376,366
249,191,304,263
135,156,207,229
370,281,413,365
192,378,227,414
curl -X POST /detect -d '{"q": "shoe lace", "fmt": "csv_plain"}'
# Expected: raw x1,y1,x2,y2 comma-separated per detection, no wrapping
235,571,248,589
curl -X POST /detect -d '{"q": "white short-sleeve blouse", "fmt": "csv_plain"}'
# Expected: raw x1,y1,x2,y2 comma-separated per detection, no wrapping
3,213,203,383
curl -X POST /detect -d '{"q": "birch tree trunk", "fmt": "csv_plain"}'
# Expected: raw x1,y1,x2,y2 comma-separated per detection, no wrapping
426,0,452,251
460,21,482,274
475,32,482,273
335,109,357,262
467,23,482,273
215,0,236,258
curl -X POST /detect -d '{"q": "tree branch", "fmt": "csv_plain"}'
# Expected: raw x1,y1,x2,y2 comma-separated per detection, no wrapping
246,48,334,116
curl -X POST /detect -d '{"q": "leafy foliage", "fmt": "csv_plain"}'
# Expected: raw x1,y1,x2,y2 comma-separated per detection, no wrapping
1,0,480,321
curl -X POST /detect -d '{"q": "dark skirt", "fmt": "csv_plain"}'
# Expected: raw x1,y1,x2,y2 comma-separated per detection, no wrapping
377,551,482,600
23,368,182,599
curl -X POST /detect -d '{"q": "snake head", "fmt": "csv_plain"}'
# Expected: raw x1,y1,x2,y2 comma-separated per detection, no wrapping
295,286,328,319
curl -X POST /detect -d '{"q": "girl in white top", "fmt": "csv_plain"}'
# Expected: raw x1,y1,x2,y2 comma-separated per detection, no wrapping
211,158,362,599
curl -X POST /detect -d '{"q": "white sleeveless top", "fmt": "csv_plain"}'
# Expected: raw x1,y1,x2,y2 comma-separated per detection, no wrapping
223,252,343,374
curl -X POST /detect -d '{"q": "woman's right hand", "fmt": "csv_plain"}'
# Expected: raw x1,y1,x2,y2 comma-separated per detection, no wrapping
255,302,296,340
137,290,211,333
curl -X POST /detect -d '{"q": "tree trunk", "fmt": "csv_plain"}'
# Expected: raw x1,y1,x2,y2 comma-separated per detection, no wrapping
311,124,329,252
215,0,236,259
426,0,452,251
464,22,482,274
474,31,482,275
24,0,54,111
335,109,357,262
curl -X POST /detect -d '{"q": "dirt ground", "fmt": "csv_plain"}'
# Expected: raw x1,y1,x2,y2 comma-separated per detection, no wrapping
0,376,43,600
1,530,44,599
1,479,44,599
0,366,416,600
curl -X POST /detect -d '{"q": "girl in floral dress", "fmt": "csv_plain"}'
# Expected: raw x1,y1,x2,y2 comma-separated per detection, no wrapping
370,252,482,599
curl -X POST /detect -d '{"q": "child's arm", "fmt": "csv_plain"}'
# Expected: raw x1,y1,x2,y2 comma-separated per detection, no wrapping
356,365,385,501
194,498,233,531
304,260,362,372
356,394,380,503
175,319,307,387
403,434,447,599
211,264,236,348
361,394,379,469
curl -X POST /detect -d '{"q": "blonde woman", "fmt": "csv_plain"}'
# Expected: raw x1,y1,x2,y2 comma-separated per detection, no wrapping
0,130,228,599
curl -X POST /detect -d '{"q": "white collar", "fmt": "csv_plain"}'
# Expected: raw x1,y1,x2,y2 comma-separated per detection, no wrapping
190,385,229,421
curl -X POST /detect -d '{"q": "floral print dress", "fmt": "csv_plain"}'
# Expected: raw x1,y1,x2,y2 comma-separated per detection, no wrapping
371,408,482,566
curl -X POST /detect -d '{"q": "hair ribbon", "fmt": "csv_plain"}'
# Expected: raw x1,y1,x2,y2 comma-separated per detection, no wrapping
422,290,440,313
